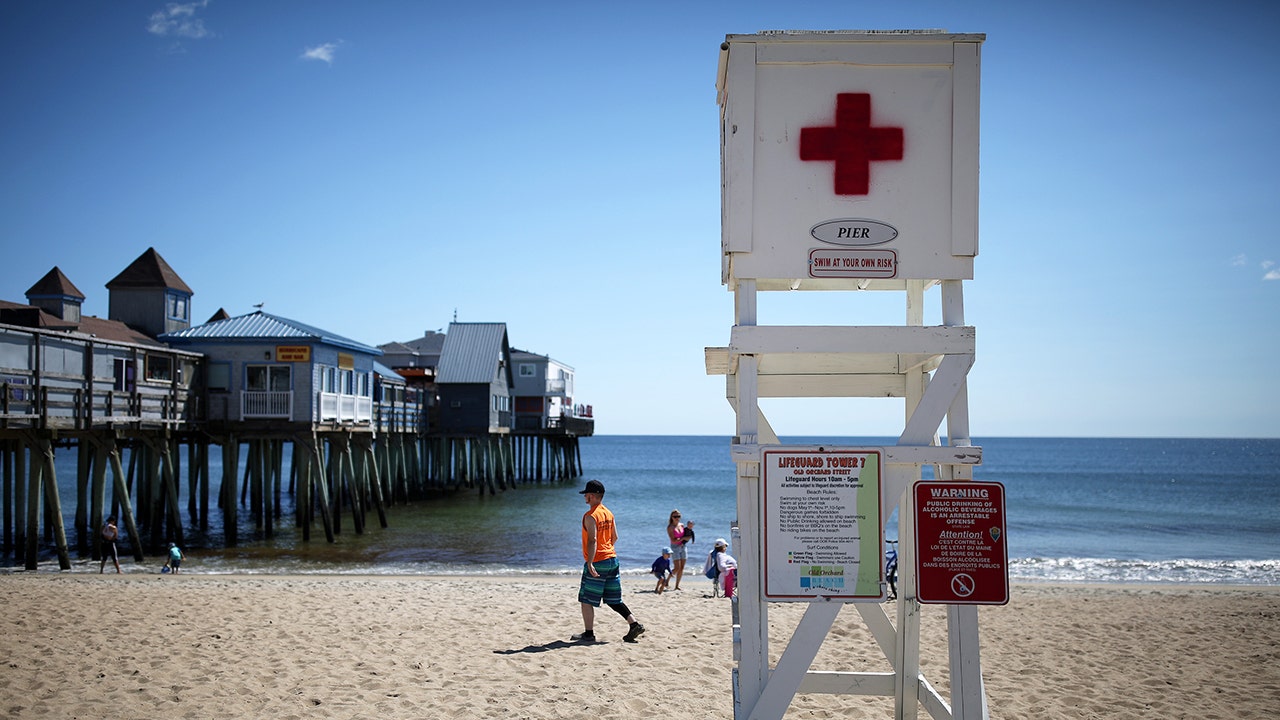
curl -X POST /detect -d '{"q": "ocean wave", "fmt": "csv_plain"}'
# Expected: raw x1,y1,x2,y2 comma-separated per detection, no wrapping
7,555,1280,586
1009,557,1280,585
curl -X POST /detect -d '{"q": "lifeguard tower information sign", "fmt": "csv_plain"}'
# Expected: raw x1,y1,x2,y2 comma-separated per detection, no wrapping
762,447,882,600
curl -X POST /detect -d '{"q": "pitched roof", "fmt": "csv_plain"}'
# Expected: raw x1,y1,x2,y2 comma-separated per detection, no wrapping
0,300,164,347
400,331,446,354
206,308,231,323
25,267,85,300
160,310,380,355
511,349,550,363
378,341,415,354
0,303,74,329
75,315,166,346
106,247,194,294
436,322,508,384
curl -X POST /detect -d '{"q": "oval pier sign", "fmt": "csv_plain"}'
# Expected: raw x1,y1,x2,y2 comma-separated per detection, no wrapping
810,218,898,246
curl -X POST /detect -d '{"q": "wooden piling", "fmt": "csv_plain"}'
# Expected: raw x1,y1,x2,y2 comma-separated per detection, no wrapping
106,437,144,562
2,440,12,551
90,439,107,561
152,437,184,550
221,437,239,547
305,433,335,543
35,437,71,570
74,441,89,553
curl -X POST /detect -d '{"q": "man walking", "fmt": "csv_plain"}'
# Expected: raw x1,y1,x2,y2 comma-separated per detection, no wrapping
573,479,645,643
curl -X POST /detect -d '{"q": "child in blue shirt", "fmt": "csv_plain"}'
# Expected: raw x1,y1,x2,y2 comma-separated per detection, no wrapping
651,547,673,594
166,542,185,574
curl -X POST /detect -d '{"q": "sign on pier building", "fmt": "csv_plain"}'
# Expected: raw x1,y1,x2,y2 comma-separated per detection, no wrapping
718,30,983,288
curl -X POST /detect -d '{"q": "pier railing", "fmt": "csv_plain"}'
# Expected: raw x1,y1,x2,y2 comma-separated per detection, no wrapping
1,324,199,430
317,391,373,424
241,390,293,419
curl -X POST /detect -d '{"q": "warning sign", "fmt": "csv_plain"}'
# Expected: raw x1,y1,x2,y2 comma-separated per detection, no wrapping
914,481,1008,605
809,249,898,279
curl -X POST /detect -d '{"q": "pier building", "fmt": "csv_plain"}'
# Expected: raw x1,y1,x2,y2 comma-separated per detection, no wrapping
3,249,594,571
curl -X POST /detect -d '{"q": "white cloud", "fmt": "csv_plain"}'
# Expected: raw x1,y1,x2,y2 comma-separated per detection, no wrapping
1231,253,1248,266
1264,262,1279,281
148,0,212,39
301,42,341,65
1263,260,1276,270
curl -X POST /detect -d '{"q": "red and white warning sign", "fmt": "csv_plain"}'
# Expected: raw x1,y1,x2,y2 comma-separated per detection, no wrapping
914,481,1008,605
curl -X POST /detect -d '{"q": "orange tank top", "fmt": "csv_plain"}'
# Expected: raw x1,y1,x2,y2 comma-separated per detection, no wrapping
582,504,617,562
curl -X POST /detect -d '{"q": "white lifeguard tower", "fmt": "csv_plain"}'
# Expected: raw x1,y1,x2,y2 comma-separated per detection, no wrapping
705,30,992,719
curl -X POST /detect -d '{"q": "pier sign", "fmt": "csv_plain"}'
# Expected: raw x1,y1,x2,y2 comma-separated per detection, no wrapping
914,481,1008,605
762,447,883,601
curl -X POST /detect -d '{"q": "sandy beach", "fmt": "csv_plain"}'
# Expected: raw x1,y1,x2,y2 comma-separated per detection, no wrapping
0,573,1276,719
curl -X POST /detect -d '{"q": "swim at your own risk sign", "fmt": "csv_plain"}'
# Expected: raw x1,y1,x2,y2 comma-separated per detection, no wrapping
762,448,883,601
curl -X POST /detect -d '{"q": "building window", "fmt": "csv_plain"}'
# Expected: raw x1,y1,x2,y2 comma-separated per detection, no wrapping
519,363,536,377
113,358,135,393
247,364,291,392
207,363,231,393
145,354,173,382
166,292,190,322
515,396,543,413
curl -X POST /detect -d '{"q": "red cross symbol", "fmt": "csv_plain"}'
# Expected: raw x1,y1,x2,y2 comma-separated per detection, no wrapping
800,93,904,195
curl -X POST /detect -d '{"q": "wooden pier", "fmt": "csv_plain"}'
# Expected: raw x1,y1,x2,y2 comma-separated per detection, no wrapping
1,322,587,570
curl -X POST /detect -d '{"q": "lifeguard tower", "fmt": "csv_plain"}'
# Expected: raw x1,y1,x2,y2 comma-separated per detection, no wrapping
705,30,993,719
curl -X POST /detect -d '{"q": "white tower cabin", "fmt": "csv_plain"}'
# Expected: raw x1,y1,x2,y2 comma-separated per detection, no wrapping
706,30,993,720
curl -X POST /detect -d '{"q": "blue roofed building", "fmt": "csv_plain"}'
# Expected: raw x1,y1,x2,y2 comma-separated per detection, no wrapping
160,310,381,428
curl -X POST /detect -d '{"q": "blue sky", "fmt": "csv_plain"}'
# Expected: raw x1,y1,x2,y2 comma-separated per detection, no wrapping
1,1,1276,438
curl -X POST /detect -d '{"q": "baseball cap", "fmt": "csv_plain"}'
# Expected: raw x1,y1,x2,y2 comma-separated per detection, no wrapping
578,479,605,495
662,547,672,554
714,538,728,548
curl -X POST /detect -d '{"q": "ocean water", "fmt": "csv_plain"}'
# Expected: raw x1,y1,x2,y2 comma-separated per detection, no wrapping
6,436,1279,585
